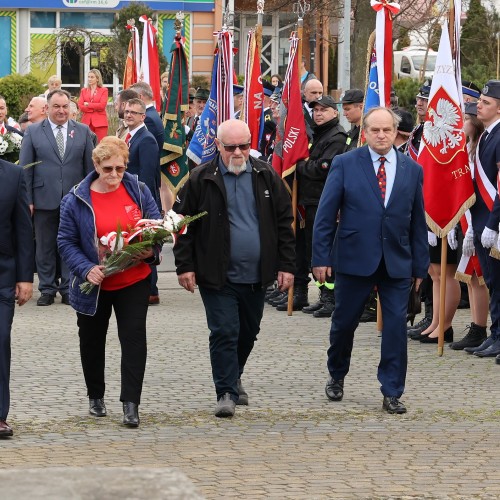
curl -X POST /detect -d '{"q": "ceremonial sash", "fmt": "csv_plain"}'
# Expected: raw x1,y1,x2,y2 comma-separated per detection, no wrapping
474,134,496,211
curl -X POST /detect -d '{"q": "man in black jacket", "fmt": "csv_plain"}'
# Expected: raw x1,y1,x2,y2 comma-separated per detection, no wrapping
296,95,347,318
174,119,295,418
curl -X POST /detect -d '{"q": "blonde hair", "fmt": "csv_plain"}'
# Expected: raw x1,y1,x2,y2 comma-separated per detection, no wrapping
88,68,103,88
47,75,62,86
92,136,129,166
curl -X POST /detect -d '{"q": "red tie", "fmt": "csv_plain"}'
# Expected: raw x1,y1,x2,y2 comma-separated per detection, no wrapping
125,133,131,145
377,156,387,202
0,124,6,135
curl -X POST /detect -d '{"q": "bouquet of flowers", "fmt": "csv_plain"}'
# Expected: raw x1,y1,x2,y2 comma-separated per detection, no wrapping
80,209,206,294
0,131,22,163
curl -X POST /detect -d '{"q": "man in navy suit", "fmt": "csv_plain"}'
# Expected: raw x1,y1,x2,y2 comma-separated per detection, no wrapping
0,159,34,438
123,98,161,304
462,80,500,360
312,107,429,414
20,89,94,306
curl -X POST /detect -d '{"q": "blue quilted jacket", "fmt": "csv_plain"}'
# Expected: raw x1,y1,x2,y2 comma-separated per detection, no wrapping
58,171,161,316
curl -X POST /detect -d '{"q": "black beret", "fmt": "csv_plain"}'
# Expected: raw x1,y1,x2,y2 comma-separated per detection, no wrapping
481,80,500,100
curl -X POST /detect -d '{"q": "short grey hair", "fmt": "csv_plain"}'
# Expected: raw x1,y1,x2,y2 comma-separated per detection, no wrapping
363,106,401,130
130,82,153,100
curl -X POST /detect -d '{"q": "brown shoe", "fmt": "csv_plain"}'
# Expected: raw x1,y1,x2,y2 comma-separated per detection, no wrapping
0,420,13,438
148,295,160,305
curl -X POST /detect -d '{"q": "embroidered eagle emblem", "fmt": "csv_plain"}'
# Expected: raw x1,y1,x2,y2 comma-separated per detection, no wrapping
423,98,462,154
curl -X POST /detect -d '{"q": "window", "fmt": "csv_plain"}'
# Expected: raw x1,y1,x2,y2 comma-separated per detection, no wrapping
60,12,114,29
401,56,411,74
31,12,56,28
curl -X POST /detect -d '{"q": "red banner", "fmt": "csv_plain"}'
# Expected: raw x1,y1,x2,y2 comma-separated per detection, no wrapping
272,32,309,178
244,30,264,150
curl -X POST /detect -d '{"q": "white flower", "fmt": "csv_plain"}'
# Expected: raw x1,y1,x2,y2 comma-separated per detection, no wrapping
0,138,7,154
10,133,22,148
163,209,184,231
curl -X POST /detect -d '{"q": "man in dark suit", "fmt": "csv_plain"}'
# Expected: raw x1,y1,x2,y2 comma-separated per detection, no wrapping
130,81,164,154
462,80,500,360
0,159,34,438
312,107,429,414
20,89,94,306
123,98,161,304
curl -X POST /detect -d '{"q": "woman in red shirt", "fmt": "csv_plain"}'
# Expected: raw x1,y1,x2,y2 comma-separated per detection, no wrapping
58,136,161,428
78,69,109,143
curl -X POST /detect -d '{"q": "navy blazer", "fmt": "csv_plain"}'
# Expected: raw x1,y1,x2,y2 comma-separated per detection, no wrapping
312,145,429,279
471,122,500,231
145,106,164,155
127,125,160,207
19,119,94,210
0,159,34,283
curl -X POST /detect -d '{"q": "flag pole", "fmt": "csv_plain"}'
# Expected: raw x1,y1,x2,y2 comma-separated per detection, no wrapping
287,0,310,316
437,0,457,356
256,0,264,50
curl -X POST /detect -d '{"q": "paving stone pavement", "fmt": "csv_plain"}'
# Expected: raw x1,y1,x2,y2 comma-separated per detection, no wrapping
2,261,500,499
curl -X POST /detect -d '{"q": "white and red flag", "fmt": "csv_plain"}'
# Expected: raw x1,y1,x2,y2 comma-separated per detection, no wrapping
123,24,140,89
418,20,475,236
215,29,235,124
272,32,309,179
370,0,400,108
243,29,264,150
139,15,161,112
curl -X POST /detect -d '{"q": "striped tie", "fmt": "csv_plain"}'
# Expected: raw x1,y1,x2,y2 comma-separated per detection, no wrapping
56,125,65,159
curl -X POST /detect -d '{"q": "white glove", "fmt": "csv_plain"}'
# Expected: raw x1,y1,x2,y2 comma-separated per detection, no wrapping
447,227,458,250
428,231,437,247
249,148,261,159
462,228,475,257
481,227,498,248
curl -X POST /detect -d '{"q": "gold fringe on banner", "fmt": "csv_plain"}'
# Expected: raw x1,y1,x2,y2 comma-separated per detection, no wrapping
425,193,476,238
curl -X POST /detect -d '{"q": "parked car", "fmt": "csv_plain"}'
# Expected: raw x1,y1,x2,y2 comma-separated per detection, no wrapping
393,47,437,80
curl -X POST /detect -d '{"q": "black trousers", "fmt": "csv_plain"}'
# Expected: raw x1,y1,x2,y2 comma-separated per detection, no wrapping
199,283,265,402
76,278,150,404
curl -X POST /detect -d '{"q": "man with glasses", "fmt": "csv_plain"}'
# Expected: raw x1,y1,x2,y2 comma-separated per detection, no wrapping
124,98,161,305
174,119,295,418
20,89,94,306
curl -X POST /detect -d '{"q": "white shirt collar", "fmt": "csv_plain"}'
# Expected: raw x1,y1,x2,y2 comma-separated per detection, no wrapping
486,118,500,133
128,123,145,138
48,118,68,131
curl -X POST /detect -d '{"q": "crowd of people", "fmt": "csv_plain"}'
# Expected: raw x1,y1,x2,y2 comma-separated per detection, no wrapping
1,65,500,437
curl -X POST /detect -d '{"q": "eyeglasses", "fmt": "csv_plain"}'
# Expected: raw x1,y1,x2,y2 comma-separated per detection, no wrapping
124,110,144,116
219,142,251,153
101,166,127,174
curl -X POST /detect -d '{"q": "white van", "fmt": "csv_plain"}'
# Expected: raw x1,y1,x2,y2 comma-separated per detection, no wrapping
393,47,437,80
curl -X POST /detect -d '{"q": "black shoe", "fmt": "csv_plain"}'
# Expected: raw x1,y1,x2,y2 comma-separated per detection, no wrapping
464,336,495,354
236,379,248,406
276,292,309,311
473,339,500,357
61,293,70,305
0,420,13,438
122,402,139,427
37,294,54,306
496,354,500,365
269,292,287,307
265,287,281,303
302,300,323,314
89,398,107,417
264,285,275,299
325,377,344,401
214,393,236,417
313,301,335,318
420,327,453,343
410,330,432,341
449,323,487,350
407,316,431,336
382,396,407,414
